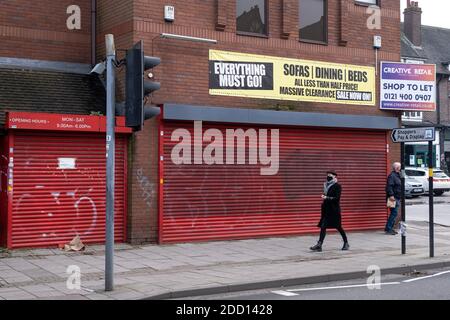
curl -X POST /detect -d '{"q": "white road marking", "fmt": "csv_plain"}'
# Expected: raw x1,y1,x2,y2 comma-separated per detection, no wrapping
287,282,401,293
271,269,450,297
402,270,450,283
271,290,298,297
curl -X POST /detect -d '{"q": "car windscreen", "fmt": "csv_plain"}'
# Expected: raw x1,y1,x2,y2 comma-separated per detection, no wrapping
433,171,449,178
406,170,426,177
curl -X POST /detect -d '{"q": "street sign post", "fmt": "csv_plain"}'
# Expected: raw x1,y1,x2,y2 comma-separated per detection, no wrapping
391,127,435,143
428,142,434,258
400,143,406,255
391,127,436,258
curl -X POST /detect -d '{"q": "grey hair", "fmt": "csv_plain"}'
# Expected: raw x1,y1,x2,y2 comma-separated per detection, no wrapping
392,162,401,170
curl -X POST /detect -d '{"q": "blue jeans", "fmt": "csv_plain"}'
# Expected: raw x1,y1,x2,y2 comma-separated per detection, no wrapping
385,199,400,232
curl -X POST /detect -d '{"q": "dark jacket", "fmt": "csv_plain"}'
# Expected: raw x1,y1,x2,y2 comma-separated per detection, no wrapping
386,171,401,200
318,182,342,229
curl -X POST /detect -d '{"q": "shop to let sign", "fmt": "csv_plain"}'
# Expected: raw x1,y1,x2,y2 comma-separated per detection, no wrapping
209,50,376,106
380,62,436,111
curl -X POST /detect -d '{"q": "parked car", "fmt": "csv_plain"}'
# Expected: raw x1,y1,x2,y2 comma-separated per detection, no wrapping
405,167,450,196
433,170,450,196
405,178,424,198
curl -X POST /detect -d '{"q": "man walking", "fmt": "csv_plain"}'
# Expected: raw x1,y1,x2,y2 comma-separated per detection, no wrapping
385,162,402,235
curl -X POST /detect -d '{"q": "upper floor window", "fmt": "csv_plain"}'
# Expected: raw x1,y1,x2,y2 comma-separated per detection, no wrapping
299,0,327,43
355,0,378,5
236,0,267,36
402,111,423,122
402,59,425,64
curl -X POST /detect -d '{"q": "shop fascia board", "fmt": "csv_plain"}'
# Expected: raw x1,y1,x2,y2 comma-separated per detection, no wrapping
163,103,399,131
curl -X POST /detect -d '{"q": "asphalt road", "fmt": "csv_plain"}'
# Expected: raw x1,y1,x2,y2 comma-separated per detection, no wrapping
406,204,450,226
406,192,450,205
185,268,450,300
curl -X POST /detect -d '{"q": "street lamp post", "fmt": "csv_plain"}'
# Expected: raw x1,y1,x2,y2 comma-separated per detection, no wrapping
105,34,116,291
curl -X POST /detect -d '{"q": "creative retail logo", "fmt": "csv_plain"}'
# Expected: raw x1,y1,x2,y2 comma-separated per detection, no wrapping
170,121,279,176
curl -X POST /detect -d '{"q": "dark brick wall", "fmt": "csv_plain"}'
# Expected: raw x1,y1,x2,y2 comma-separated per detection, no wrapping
423,77,449,125
0,1,92,63
139,0,401,117
96,0,134,58
127,117,160,244
445,81,450,126
440,79,450,126
0,68,106,126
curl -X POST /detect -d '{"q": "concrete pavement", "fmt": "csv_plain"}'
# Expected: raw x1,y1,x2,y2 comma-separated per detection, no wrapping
1,221,450,300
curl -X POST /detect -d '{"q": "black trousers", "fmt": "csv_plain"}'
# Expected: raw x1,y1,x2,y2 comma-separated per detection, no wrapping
319,226,348,243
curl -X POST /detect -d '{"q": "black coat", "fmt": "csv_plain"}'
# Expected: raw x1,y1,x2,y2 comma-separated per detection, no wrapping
318,183,342,229
386,171,401,200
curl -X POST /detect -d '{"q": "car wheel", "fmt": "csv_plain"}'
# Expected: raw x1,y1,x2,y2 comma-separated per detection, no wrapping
434,191,444,196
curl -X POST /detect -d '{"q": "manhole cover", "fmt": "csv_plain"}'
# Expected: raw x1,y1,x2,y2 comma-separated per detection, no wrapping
403,270,428,277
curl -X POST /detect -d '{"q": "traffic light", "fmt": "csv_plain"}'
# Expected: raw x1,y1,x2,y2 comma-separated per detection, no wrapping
125,40,160,131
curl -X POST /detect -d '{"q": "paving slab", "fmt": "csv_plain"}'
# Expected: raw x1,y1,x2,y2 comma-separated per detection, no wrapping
2,221,450,300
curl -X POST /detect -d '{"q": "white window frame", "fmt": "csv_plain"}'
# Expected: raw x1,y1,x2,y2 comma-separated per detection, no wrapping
400,58,425,123
402,111,423,122
355,0,378,5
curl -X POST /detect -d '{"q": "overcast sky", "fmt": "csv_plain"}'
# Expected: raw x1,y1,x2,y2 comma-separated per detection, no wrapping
400,0,450,28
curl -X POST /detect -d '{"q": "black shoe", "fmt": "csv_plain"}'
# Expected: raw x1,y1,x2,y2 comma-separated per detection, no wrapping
342,242,350,251
385,230,397,235
310,243,322,252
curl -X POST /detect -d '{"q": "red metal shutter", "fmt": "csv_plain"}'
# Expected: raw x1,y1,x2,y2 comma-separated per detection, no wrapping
161,121,388,243
10,132,127,248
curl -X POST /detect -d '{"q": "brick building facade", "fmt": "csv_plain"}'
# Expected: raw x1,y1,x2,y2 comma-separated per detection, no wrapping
0,0,402,247
0,0,92,63
110,0,402,243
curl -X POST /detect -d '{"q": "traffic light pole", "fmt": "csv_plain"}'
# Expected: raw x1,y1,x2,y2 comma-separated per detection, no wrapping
105,34,116,291
401,142,406,254
125,40,160,131
428,140,434,258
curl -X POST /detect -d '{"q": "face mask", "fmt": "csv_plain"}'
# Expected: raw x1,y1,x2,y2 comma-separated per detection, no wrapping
327,176,334,182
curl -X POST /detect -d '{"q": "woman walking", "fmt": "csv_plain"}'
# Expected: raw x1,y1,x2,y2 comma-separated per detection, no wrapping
310,170,349,252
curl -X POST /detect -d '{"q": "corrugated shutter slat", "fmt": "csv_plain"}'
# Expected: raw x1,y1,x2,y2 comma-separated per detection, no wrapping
10,132,126,248
162,122,388,243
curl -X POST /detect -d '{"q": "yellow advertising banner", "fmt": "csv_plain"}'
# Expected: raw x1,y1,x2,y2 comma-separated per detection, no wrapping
209,50,376,106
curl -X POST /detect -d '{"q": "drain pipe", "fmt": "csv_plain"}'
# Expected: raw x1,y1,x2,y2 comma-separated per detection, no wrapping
91,0,97,66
